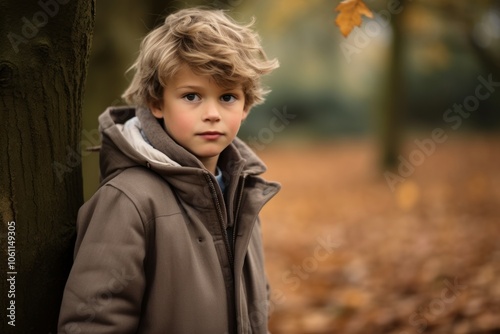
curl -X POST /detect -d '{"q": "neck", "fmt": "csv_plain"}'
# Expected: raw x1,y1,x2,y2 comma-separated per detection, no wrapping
199,155,219,175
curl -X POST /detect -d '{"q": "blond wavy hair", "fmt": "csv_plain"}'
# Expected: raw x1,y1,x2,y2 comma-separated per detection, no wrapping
122,7,279,109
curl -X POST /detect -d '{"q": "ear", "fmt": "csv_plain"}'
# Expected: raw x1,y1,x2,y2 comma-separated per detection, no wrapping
148,100,164,119
241,106,250,121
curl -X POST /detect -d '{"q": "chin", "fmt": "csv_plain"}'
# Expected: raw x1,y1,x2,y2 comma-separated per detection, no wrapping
198,151,223,159
194,147,223,157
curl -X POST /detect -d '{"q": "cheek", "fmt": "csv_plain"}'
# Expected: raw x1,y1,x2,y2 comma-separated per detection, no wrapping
226,114,244,133
165,113,195,137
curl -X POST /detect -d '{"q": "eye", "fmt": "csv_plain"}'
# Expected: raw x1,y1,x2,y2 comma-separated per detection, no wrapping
183,93,200,102
221,94,237,103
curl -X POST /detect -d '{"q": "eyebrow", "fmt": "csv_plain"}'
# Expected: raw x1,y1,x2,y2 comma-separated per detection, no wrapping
176,85,204,91
176,85,243,92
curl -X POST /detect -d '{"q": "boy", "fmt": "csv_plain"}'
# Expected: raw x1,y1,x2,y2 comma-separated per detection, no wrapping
58,7,279,334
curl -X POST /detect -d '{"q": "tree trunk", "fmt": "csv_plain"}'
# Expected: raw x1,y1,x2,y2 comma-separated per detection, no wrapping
380,0,406,168
0,0,95,332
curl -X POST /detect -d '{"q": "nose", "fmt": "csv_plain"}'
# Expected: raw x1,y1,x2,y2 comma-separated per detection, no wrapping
202,100,221,122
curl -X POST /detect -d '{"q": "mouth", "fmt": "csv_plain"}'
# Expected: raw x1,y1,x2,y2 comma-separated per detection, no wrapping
197,131,224,140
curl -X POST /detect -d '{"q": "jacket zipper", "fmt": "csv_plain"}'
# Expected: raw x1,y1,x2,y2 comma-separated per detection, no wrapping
232,175,246,251
204,172,234,268
204,172,237,333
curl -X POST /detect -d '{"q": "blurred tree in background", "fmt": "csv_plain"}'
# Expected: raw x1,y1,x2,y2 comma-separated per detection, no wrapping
333,0,500,167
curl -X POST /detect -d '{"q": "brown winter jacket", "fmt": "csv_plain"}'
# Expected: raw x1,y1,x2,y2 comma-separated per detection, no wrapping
58,106,280,334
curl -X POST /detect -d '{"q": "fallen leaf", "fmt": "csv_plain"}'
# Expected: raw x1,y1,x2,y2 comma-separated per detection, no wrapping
396,180,420,210
335,0,373,37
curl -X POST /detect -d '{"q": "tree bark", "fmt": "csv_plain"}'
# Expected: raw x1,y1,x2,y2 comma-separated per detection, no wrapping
0,0,95,332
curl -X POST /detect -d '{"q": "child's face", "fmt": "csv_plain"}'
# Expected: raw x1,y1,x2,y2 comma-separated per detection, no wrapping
150,64,249,172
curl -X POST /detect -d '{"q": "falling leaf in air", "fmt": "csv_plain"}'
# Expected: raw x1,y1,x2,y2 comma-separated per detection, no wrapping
335,0,374,37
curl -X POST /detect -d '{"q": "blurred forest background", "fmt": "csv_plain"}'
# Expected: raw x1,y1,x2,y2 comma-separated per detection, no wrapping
81,0,500,333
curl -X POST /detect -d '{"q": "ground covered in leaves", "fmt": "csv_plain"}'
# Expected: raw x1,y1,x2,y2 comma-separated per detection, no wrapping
258,134,500,334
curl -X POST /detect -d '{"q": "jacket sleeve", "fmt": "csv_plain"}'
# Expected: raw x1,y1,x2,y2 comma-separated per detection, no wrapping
58,184,147,334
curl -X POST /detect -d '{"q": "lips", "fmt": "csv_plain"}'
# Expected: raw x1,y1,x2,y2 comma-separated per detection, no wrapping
198,131,223,140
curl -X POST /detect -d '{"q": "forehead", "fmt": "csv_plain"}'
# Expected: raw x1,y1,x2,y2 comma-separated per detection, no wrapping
171,64,209,86
169,64,243,91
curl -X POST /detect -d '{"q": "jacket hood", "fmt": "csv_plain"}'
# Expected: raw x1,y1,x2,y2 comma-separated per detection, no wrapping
98,106,270,185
